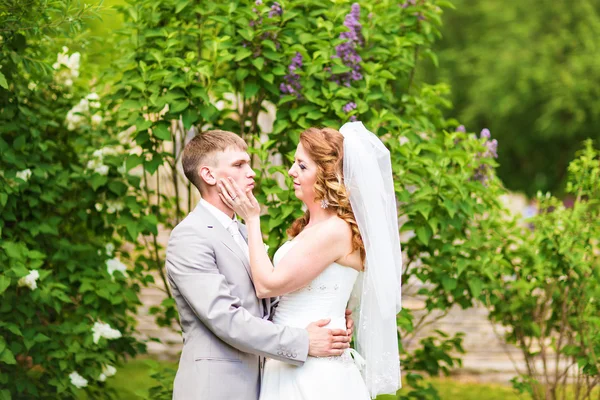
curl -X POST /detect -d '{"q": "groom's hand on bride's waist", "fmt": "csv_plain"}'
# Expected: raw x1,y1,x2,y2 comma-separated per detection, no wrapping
305,319,351,357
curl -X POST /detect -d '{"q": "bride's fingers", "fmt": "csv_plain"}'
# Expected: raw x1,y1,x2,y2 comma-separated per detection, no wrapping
218,192,232,207
228,177,246,199
247,189,260,208
219,179,236,198
217,182,233,202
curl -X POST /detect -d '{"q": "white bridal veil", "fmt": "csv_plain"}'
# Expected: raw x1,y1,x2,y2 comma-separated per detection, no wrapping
340,121,402,397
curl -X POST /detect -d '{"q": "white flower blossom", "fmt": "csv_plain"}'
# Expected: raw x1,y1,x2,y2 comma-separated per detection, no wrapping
95,203,103,212
100,147,119,157
53,47,80,87
92,321,122,344
91,114,102,125
28,82,37,91
16,169,32,182
86,93,101,109
97,364,117,382
65,98,90,131
69,371,88,388
105,243,115,256
264,243,270,252
94,164,109,176
18,270,39,291
106,200,124,214
106,258,128,277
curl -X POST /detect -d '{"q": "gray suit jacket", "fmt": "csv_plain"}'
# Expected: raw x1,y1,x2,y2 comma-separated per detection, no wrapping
166,202,309,400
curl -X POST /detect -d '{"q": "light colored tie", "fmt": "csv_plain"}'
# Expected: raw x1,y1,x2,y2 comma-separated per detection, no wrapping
227,221,249,260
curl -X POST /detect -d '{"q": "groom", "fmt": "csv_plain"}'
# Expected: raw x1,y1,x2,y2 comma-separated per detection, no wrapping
166,129,352,400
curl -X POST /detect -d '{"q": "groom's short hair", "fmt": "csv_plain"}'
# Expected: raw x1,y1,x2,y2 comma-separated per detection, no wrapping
182,129,247,192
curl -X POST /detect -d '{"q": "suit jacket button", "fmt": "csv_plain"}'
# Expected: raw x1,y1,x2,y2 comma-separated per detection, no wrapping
292,352,297,358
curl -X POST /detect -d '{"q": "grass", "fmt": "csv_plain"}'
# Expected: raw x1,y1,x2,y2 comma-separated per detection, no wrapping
96,358,524,400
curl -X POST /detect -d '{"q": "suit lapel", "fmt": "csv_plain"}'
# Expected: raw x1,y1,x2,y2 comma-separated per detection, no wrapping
194,203,253,281
238,220,270,318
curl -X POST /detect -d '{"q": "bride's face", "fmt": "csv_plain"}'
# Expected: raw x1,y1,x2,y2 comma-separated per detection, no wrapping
288,142,318,203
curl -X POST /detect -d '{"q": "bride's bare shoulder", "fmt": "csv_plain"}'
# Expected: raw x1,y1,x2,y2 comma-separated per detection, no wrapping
321,216,353,243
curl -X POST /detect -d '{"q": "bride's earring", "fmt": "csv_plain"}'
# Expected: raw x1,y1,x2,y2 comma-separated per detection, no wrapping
320,199,329,209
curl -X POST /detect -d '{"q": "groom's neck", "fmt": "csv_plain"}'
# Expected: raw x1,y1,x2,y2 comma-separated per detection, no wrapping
202,190,235,219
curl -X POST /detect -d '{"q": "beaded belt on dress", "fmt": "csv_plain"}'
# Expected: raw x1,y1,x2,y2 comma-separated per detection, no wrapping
313,348,366,370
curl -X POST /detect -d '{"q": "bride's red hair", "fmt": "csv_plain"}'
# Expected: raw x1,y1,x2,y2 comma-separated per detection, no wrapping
287,127,365,261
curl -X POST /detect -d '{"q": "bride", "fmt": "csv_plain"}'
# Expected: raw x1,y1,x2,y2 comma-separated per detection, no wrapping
218,121,402,399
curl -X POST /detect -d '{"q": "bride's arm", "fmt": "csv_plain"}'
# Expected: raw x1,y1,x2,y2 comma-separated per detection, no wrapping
218,177,351,298
245,216,350,298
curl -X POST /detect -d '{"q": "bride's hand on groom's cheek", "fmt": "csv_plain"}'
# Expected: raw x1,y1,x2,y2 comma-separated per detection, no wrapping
218,178,260,220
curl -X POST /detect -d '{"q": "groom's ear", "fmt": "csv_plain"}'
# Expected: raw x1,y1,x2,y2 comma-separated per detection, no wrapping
199,166,217,187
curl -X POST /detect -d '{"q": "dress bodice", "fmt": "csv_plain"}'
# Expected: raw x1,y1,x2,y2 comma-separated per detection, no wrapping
272,241,360,331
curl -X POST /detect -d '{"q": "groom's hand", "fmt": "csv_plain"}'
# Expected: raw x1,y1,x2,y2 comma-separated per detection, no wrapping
345,309,354,337
306,319,350,357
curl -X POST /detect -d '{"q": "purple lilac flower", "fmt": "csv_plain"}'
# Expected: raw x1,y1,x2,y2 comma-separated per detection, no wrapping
255,0,262,5
456,125,466,132
269,2,283,18
473,128,499,184
332,3,363,87
343,102,357,113
486,139,498,158
349,115,357,122
280,52,303,97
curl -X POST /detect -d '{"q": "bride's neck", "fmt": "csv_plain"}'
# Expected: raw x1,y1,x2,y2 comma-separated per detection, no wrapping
304,200,335,227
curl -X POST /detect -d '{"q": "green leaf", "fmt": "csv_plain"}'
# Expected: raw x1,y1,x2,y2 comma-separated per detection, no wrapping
0,193,7,207
251,58,265,71
244,83,260,98
262,73,274,84
0,72,7,90
0,276,10,295
126,155,144,171
108,181,128,196
175,0,189,13
2,242,23,259
170,100,189,114
235,48,253,62
0,348,16,365
90,174,108,191
416,224,433,245
190,87,210,103
236,68,249,82
441,275,457,291
153,122,171,141
0,388,11,400
467,277,483,298
182,108,199,130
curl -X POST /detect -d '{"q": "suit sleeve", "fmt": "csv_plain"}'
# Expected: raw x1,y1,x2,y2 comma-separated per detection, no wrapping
166,227,309,365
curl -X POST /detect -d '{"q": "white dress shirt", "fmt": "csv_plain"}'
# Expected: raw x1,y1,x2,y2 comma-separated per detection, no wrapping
200,199,249,259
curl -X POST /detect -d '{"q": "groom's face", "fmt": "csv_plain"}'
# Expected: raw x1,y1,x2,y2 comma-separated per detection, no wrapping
211,147,256,193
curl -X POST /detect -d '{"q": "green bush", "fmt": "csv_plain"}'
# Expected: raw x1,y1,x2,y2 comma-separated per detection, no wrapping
0,2,148,399
486,140,600,400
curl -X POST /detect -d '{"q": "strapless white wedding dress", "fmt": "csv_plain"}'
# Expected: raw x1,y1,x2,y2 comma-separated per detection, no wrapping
260,241,370,400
